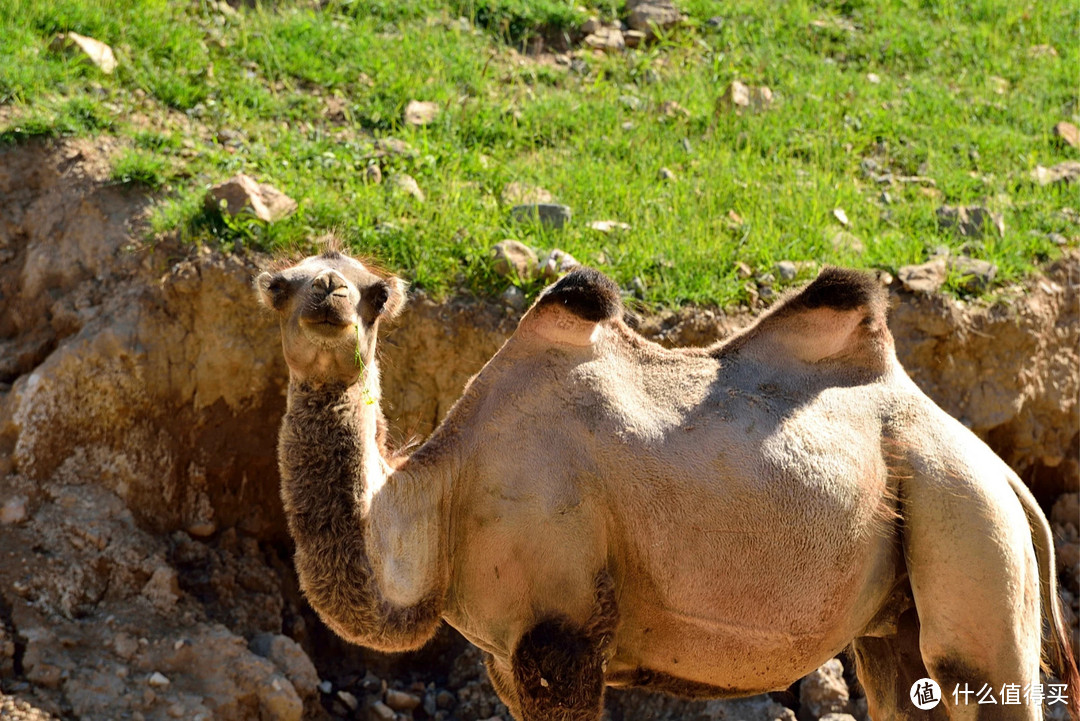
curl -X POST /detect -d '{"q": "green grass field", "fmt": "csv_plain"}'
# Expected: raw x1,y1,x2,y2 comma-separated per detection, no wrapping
1,0,1077,307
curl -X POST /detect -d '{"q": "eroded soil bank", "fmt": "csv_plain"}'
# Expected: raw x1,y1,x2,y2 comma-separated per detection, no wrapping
0,141,1076,720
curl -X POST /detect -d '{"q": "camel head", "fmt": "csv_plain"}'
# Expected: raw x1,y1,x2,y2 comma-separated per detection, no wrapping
256,250,406,385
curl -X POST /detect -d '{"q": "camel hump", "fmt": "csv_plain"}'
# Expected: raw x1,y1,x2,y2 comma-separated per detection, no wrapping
517,268,622,347
718,267,892,372
535,268,623,322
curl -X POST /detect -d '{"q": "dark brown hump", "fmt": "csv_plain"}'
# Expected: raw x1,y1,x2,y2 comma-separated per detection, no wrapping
534,268,623,323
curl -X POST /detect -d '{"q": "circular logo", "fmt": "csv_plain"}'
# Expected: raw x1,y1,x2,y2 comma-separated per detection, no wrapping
910,678,942,710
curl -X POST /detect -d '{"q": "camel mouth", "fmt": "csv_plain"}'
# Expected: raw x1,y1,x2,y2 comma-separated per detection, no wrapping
299,316,357,341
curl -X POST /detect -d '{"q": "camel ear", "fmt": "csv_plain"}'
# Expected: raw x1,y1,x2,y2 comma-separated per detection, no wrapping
256,271,291,311
518,268,622,346
369,276,408,321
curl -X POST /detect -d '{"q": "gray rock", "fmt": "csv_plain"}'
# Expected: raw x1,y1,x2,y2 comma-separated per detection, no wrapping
898,257,947,294
1031,161,1080,186
492,240,538,280
658,166,678,182
205,174,297,223
248,634,320,701
539,248,580,280
500,286,526,312
949,256,997,292
936,205,1005,238
391,173,425,202
776,260,798,281
626,0,683,38
1048,232,1067,246
510,203,572,229
798,658,851,719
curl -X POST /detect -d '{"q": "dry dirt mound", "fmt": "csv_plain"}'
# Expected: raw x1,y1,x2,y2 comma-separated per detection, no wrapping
0,140,1076,719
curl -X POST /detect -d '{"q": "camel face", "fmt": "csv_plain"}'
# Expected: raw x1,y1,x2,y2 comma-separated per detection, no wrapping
256,251,404,385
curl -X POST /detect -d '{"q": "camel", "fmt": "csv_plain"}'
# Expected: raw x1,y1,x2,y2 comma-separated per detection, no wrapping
256,246,1079,721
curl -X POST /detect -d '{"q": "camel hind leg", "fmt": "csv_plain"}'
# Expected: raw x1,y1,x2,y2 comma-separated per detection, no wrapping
900,428,1043,721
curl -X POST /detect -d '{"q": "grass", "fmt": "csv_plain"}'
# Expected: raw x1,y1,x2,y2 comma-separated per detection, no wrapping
1,0,1077,308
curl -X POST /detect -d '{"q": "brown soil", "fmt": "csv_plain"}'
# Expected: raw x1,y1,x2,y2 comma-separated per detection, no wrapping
0,139,1075,720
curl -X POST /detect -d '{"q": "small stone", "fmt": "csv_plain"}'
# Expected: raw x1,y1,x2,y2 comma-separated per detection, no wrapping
1053,121,1080,149
148,672,171,688
584,27,625,52
734,261,753,279
776,261,797,281
50,32,117,73
404,100,439,126
0,497,27,525
500,286,526,312
113,633,139,660
879,190,892,205
989,76,1010,94
588,220,631,233
751,85,774,110
580,17,601,34
538,249,580,280
141,566,180,612
436,690,456,709
799,658,851,718
337,690,359,711
631,276,647,298
1031,161,1080,187
365,164,383,185
719,81,751,110
832,208,849,226
706,16,724,28
318,680,333,694
618,95,643,111
681,137,693,153
205,174,297,223
658,167,678,182
386,689,421,711
1027,44,1058,58
391,173,425,202
373,137,416,157
368,700,396,721
866,72,880,84
659,100,690,118
898,258,947,294
1048,232,1067,246
936,205,1004,238
949,256,997,292
727,209,744,226
501,182,553,205
626,0,683,39
492,240,538,280
510,203,572,229
623,30,647,48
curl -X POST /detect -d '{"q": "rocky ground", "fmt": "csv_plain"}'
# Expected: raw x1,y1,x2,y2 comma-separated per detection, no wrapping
0,140,1076,720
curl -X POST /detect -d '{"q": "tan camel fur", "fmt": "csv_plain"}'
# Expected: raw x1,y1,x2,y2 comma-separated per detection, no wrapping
256,248,1079,721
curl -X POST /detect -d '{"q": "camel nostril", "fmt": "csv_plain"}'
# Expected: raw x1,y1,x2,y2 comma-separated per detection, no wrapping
313,270,348,296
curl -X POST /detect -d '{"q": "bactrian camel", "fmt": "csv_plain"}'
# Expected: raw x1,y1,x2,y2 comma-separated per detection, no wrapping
256,247,1078,721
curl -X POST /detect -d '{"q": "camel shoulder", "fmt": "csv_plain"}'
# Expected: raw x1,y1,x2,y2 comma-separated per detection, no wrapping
716,267,893,373
516,268,623,347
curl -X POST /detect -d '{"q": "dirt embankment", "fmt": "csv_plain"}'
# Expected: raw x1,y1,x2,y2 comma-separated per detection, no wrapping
0,140,1076,720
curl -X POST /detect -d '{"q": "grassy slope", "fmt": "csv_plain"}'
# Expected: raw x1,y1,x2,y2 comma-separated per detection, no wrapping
1,0,1076,307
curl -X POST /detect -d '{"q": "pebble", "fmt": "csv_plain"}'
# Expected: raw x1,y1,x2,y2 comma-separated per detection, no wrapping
936,205,1004,238
776,261,797,281
492,240,538,280
365,164,382,185
658,167,678,182
391,173,425,202
318,680,332,694
500,286,526,312
832,208,849,226
510,203,572,229
0,497,27,525
336,690,358,711
436,690,457,709
369,700,396,721
386,689,421,711
148,672,170,688
404,100,439,126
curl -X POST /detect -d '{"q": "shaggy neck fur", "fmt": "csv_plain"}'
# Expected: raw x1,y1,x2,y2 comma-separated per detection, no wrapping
279,374,446,651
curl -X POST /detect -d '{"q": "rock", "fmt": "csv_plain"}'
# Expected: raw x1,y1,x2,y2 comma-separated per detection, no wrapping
499,286,526,312
368,700,396,721
1052,494,1078,526
776,261,797,281
618,95,643,111
1028,44,1058,58
867,72,881,84
337,690,359,711
492,240,538,280
500,182,553,205
1032,161,1080,187
833,208,850,226
717,82,772,112
936,205,1005,238
734,261,753,279
624,30,647,48
588,220,631,233
0,496,27,524
539,249,580,280
580,17,601,34
391,173,425,202
751,85,774,110
365,164,382,185
626,0,683,38
510,203,572,229
318,680,333,695
584,26,625,52
113,633,139,660
658,166,678,182
205,174,297,223
799,658,850,719
248,634,320,701
949,256,997,292
386,689,421,711
140,566,180,613
706,16,724,28
898,258,947,294
659,100,690,118
148,672,171,688
436,690,456,709
50,33,117,74
404,100,439,126
1053,121,1080,149
373,137,417,157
